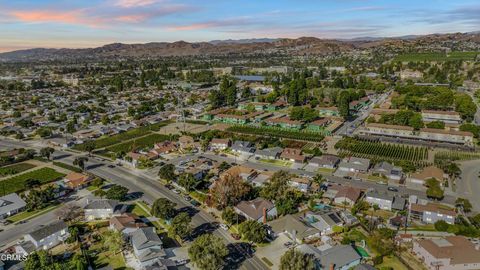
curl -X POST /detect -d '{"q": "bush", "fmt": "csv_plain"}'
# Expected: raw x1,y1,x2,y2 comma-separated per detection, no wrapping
434,220,449,231
373,255,384,265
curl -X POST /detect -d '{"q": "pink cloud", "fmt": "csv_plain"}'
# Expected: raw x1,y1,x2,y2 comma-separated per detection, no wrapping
9,9,105,27
169,18,252,31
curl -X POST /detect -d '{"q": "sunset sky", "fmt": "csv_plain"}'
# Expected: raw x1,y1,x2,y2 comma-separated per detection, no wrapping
0,0,479,52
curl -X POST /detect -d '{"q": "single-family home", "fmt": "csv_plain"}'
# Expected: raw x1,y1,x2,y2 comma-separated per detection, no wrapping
210,138,231,151
267,214,320,243
63,172,93,190
254,147,283,160
289,177,311,193
0,193,26,220
280,148,306,163
84,199,125,221
131,227,166,267
235,198,277,223
365,191,394,211
222,165,258,181
409,203,456,224
110,213,147,235
178,135,195,150
413,236,480,270
309,155,341,170
372,162,404,183
333,187,362,207
23,220,70,250
152,141,177,155
337,157,371,173
305,211,344,235
296,244,362,270
409,166,446,185
231,141,255,156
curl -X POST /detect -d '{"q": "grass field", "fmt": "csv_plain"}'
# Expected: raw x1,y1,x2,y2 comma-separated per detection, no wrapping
394,51,479,62
259,159,292,167
0,167,65,195
0,162,37,177
106,133,170,153
53,161,82,173
378,255,408,270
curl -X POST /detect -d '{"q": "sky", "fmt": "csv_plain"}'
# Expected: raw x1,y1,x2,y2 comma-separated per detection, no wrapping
0,0,479,52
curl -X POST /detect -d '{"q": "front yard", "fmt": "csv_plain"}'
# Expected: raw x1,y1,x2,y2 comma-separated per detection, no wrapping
259,159,292,167
7,203,61,223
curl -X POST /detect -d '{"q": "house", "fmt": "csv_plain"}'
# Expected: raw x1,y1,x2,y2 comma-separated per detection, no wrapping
231,141,255,155
63,172,93,190
84,199,125,221
265,116,303,130
153,141,177,155
267,214,320,243
178,135,195,150
222,165,258,181
235,198,277,223
210,138,231,150
421,110,462,124
307,118,332,133
0,193,26,220
131,227,166,267
296,244,362,270
409,203,456,224
127,152,153,168
413,236,480,270
254,147,283,160
372,161,404,183
250,171,274,187
409,166,446,185
23,220,70,250
110,213,147,235
365,191,394,211
280,148,306,163
304,211,344,235
337,157,371,173
392,197,407,211
333,187,362,207
289,177,311,193
309,155,341,169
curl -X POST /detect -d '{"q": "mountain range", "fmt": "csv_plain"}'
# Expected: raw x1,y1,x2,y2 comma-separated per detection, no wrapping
1,32,479,62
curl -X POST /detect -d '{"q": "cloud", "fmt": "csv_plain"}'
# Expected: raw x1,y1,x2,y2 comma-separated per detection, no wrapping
169,17,255,31
8,9,105,27
114,0,158,8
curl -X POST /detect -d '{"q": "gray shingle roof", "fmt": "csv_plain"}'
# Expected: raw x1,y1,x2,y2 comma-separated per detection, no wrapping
84,199,119,210
317,245,362,269
0,193,26,217
131,227,163,250
28,220,68,242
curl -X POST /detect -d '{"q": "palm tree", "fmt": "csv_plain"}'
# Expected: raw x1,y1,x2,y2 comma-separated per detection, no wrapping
73,157,88,171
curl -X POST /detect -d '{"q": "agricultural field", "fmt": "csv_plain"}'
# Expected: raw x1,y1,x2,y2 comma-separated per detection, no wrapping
394,51,479,62
0,162,36,177
227,125,325,142
0,167,65,195
72,120,172,151
106,133,170,153
335,137,428,162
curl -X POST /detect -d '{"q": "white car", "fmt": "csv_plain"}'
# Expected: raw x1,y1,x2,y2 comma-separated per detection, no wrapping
219,223,229,230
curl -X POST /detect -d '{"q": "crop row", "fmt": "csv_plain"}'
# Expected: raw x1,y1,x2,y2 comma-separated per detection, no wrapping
106,133,170,153
1,167,65,195
227,125,325,142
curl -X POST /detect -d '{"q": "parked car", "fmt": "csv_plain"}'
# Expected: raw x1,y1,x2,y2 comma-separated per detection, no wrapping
387,186,399,192
219,223,229,230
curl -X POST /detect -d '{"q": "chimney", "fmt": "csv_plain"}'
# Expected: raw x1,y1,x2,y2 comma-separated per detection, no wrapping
263,207,267,224
330,263,335,270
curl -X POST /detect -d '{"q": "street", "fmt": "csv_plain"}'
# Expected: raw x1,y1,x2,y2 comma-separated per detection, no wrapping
458,160,480,212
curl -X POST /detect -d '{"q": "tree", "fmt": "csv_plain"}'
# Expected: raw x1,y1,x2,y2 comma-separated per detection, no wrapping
260,171,291,200
152,198,177,219
73,157,88,171
455,198,473,213
338,91,350,119
169,212,191,239
209,173,251,209
84,141,96,156
238,220,267,243
279,249,315,270
93,189,106,198
40,147,54,160
426,178,444,200
178,173,199,192
221,207,241,226
434,220,449,231
102,230,124,254
158,164,176,182
55,203,82,222
105,184,129,201
188,234,228,270
426,121,445,129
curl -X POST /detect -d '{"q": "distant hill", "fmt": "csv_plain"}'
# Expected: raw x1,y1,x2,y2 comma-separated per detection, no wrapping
0,32,479,62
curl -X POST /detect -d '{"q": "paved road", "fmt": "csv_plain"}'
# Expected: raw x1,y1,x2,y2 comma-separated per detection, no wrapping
0,138,268,270
458,160,480,212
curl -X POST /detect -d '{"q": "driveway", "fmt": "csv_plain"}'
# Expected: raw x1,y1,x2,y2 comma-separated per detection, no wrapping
458,160,480,212
255,233,291,270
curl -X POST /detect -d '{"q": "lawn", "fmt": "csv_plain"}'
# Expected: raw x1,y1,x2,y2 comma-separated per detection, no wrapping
131,203,150,217
366,174,388,184
90,241,127,270
378,255,408,270
317,167,335,174
7,204,61,223
53,161,82,173
0,167,65,194
0,162,37,177
407,223,437,231
259,159,292,167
